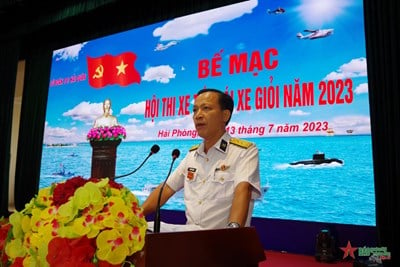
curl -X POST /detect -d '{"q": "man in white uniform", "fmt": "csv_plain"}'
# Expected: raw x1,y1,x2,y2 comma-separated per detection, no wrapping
142,88,261,229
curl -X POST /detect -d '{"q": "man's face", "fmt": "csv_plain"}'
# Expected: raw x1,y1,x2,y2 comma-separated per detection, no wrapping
193,92,229,140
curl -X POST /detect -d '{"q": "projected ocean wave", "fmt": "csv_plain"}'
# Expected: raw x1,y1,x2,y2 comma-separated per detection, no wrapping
40,135,375,226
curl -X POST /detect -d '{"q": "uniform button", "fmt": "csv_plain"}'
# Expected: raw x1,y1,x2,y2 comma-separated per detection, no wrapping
198,200,202,205
220,177,224,182
206,158,209,162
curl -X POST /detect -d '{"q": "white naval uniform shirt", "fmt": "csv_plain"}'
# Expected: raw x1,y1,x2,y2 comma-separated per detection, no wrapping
167,132,262,229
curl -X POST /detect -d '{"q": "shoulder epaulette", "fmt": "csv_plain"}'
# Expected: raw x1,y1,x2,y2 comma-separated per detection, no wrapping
230,138,252,149
189,144,200,151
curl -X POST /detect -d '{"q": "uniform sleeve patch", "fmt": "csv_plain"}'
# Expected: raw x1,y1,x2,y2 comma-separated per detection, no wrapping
230,138,252,149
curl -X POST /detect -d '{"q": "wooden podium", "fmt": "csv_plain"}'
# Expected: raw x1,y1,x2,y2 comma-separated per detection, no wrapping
131,227,266,267
90,139,121,179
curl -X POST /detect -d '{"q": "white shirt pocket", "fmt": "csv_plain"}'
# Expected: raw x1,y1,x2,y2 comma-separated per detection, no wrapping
210,170,234,199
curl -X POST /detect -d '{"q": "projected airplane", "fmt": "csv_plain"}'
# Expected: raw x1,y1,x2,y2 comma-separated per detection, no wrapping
296,29,334,40
154,40,178,51
267,7,285,14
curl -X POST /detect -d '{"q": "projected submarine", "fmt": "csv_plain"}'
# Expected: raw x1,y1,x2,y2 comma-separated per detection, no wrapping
289,152,343,166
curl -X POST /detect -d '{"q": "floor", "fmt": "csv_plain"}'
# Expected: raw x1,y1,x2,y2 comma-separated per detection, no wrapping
259,250,355,267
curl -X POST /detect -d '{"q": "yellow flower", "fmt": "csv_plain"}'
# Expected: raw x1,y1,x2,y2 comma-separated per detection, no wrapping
22,255,39,267
9,212,26,240
96,229,130,265
71,213,103,238
103,197,131,229
35,186,53,207
74,181,104,209
122,224,147,254
5,238,25,259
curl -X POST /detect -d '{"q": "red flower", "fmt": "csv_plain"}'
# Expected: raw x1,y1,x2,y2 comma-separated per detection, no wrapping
0,220,11,265
47,236,96,267
52,176,87,206
107,179,123,190
9,257,23,267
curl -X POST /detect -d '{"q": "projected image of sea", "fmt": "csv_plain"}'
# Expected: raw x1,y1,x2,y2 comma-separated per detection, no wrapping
40,135,375,226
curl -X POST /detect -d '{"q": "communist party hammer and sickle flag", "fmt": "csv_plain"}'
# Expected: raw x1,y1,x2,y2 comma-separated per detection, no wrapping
87,52,141,89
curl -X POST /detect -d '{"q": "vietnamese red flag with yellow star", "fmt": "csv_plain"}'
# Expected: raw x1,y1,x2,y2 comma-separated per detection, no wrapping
87,52,141,89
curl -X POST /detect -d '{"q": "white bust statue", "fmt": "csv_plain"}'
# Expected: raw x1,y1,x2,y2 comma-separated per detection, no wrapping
93,98,118,128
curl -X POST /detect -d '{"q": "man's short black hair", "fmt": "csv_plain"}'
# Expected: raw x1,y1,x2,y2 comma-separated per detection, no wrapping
196,88,234,125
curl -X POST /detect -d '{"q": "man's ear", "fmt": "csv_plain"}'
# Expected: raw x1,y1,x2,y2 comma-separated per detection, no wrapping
223,109,231,123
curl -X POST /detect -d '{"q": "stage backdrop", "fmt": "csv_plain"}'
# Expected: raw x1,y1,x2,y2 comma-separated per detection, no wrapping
40,0,374,226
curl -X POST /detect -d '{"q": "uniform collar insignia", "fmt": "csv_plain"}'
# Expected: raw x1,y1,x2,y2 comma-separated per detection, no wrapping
219,139,228,152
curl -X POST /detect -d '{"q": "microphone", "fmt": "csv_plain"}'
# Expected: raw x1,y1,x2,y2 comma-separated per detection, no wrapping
113,144,160,180
171,148,180,160
153,148,180,233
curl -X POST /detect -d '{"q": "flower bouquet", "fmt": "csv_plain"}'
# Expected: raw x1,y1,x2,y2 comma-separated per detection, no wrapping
1,176,147,267
87,125,127,142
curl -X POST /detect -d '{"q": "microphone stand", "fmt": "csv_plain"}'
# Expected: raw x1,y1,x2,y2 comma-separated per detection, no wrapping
114,145,159,180
153,152,179,233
